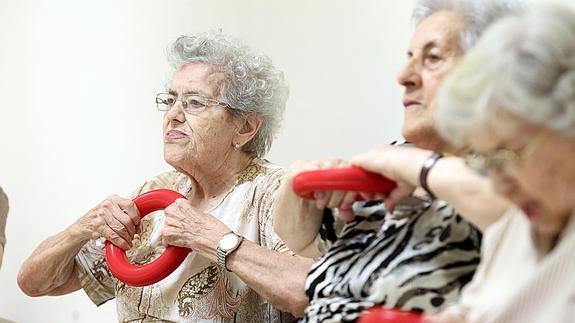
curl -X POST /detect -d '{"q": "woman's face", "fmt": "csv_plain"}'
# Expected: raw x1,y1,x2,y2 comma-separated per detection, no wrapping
397,11,464,150
469,115,575,237
162,62,240,174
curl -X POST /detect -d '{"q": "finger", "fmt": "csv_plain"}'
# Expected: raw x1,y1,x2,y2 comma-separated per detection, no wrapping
103,212,133,248
326,190,346,209
338,208,355,222
315,191,331,210
359,192,375,200
384,185,413,212
117,199,141,227
101,226,131,250
341,191,358,207
161,228,171,247
111,204,137,238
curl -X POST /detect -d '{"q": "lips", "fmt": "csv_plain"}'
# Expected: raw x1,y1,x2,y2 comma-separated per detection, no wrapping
520,202,540,220
403,99,422,109
166,129,187,140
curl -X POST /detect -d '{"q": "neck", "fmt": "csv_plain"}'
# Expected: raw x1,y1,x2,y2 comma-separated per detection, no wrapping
182,152,253,207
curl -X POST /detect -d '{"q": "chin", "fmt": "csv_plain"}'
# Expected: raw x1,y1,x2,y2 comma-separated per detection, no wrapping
402,126,442,150
163,150,183,168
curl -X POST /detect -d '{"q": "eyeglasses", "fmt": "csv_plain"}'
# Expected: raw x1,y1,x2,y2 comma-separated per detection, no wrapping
465,128,549,176
155,92,230,114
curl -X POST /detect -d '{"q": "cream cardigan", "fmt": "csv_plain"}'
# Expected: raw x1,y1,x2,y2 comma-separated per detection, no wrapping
445,208,575,323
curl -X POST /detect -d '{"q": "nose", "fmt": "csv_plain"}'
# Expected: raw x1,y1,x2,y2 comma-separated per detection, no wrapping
397,58,421,90
164,100,186,123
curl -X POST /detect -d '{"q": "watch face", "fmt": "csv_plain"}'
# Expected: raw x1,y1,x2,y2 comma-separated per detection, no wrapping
220,233,239,250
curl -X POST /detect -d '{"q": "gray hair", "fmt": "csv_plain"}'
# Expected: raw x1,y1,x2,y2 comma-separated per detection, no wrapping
412,0,525,52
168,31,289,157
437,3,575,147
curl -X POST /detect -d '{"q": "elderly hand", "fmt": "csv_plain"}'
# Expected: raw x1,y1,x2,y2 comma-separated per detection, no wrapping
162,198,231,262
352,145,422,212
73,195,141,250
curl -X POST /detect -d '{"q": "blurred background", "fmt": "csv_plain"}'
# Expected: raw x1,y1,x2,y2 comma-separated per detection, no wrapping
0,0,544,321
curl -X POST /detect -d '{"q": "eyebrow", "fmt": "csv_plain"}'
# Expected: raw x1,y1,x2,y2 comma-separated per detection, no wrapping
167,89,204,96
406,40,440,57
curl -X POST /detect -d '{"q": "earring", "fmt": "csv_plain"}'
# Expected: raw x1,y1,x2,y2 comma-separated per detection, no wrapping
234,143,241,151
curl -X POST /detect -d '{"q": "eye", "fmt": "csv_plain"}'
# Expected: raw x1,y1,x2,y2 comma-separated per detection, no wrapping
424,54,442,66
184,96,208,110
165,97,176,106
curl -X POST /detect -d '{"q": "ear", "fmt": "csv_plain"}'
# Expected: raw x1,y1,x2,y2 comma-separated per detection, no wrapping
233,113,263,148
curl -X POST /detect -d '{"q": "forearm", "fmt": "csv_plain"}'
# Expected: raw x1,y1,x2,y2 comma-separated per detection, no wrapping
226,240,314,317
18,224,89,296
388,150,508,231
427,158,509,231
273,184,322,255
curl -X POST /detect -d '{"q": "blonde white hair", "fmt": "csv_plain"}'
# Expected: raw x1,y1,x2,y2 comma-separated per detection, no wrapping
437,3,575,147
412,0,525,51
168,30,289,157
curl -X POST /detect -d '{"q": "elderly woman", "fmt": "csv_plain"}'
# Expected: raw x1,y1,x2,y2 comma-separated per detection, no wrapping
0,186,8,269
18,31,312,322
426,4,575,322
274,1,521,322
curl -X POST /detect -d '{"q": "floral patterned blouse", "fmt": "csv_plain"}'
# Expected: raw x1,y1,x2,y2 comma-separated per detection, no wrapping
75,159,296,323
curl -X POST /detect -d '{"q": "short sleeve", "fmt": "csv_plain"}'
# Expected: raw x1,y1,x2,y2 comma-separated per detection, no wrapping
255,168,293,253
75,238,116,305
74,171,181,305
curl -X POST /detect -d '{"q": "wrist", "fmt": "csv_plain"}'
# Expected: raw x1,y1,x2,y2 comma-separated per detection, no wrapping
217,231,244,271
419,152,444,199
67,222,94,244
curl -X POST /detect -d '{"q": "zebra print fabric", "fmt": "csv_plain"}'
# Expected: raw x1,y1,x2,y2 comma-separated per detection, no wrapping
302,196,481,323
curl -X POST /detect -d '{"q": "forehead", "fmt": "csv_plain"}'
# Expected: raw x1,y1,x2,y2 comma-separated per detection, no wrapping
170,62,226,97
410,10,465,52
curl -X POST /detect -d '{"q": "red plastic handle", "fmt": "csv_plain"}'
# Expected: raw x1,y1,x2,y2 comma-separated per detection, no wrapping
292,167,397,200
358,307,423,323
105,189,190,287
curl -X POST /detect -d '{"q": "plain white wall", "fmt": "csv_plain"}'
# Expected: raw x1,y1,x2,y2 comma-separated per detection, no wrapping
0,0,417,322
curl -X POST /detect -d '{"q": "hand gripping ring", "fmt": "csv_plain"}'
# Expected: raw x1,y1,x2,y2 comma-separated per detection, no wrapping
358,307,423,323
105,189,190,287
292,167,397,200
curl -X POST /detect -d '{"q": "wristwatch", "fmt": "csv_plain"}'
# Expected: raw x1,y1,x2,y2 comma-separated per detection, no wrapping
216,231,243,271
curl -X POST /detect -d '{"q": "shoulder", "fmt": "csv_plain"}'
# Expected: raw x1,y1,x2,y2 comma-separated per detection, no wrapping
239,159,286,192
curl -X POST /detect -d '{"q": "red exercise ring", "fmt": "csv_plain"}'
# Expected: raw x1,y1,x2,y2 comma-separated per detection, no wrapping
105,189,190,287
358,307,423,323
292,167,397,200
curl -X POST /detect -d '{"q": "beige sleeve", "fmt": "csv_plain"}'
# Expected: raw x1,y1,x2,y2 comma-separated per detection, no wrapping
257,168,294,253
74,171,180,305
75,238,116,305
0,187,8,247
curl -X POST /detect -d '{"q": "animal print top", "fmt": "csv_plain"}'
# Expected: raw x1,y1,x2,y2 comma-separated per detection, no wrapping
302,196,481,323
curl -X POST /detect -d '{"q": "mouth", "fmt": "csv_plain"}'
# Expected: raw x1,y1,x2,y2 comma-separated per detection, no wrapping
520,201,541,220
165,129,188,140
403,99,423,109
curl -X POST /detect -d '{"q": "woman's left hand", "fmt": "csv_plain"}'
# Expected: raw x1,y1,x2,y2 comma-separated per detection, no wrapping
162,198,231,262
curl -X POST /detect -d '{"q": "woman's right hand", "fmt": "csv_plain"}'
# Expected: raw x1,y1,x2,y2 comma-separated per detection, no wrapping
73,195,141,250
